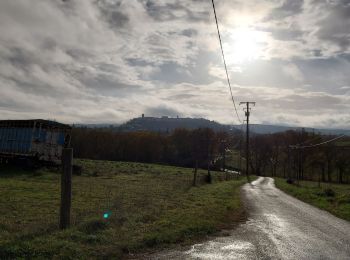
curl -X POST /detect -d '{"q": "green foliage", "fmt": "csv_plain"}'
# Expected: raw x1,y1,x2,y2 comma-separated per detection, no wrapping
275,178,350,221
322,188,335,197
0,160,249,259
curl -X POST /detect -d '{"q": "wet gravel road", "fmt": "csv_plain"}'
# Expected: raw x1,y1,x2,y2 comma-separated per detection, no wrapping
148,177,350,260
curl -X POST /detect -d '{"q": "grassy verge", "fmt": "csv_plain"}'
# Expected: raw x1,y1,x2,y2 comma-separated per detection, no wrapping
0,160,249,259
274,178,350,221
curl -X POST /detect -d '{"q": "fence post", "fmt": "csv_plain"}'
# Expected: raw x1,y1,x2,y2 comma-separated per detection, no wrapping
60,148,73,229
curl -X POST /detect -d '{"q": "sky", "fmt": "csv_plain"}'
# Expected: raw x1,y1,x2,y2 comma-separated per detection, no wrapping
0,0,349,129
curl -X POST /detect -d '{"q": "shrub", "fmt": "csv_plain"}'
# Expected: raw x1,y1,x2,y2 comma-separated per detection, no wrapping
79,219,108,234
286,179,294,184
324,188,335,197
72,165,82,175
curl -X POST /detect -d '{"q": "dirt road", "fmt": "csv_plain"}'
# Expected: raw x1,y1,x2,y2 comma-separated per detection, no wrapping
148,177,350,259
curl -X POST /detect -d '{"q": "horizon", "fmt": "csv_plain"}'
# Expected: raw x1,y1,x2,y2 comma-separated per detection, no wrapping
72,115,350,131
0,1,349,129
0,114,349,131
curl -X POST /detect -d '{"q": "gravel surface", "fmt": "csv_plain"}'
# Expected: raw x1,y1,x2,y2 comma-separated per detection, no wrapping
146,177,350,260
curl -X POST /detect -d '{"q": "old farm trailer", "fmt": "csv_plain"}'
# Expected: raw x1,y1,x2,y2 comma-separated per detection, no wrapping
0,119,71,165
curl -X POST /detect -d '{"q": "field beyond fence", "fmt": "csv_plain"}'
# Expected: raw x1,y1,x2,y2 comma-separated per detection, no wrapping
0,159,248,259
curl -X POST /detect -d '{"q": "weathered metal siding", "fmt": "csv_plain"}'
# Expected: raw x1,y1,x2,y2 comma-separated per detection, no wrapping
0,127,33,155
0,120,71,164
31,129,66,163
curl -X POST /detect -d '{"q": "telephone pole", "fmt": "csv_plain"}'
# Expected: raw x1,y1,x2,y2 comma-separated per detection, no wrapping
240,102,255,182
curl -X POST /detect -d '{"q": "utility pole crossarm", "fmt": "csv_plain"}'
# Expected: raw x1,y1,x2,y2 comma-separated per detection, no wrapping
239,102,256,105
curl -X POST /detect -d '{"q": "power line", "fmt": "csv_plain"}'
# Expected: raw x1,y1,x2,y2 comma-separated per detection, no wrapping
293,135,322,147
211,0,242,124
290,135,345,149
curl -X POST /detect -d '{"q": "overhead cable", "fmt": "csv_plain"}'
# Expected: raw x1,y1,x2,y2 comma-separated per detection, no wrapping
290,135,345,149
211,0,242,123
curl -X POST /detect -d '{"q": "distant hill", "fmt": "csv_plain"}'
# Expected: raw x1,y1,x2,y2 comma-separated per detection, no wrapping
74,118,349,136
73,123,120,128
234,124,350,136
117,116,238,133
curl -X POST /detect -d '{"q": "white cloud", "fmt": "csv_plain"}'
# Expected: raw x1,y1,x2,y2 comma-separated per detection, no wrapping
282,63,304,82
0,0,349,129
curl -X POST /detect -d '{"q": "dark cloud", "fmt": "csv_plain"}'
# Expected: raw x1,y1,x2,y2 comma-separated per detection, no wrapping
4,47,33,71
267,0,304,20
316,1,350,51
126,58,154,67
145,105,181,117
294,56,350,94
181,29,198,37
97,0,129,29
165,93,196,101
311,49,323,57
107,10,129,28
151,62,191,83
151,50,217,85
144,0,209,23
144,1,179,21
80,74,141,96
266,27,304,41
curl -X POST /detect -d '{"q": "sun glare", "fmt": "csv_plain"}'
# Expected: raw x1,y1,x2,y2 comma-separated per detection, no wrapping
226,28,266,64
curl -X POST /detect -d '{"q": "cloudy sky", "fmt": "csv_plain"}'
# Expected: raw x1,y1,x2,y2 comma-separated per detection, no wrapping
0,0,349,128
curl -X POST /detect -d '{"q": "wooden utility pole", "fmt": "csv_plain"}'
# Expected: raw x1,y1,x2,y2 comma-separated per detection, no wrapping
287,146,291,179
220,140,226,168
224,149,228,180
239,139,242,174
60,148,73,229
240,102,255,182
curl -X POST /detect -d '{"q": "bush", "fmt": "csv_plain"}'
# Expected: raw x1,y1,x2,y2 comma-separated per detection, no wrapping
324,188,335,197
79,219,108,234
72,165,82,175
286,179,294,184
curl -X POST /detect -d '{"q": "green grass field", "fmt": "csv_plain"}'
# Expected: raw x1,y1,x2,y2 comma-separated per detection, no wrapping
0,159,249,259
274,178,350,221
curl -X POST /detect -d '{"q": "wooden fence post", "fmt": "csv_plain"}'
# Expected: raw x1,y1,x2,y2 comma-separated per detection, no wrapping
60,148,73,229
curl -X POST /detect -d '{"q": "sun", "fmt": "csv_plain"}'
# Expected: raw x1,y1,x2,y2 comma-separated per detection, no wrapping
226,28,265,64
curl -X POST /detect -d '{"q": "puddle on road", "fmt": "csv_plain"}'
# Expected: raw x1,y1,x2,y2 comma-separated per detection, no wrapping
184,240,255,259
221,241,255,251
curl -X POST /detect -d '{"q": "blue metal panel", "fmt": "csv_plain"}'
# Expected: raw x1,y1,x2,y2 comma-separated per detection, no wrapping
25,128,31,153
58,132,65,145
2,128,7,151
0,128,3,150
13,128,18,152
0,127,33,154
2,129,5,151
19,128,28,153
40,130,47,142
4,128,9,151
1,128,4,151
0,128,4,151
19,128,24,153
0,120,70,164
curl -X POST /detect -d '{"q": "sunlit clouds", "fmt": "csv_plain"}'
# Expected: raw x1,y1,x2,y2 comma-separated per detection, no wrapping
0,0,349,129
225,28,269,64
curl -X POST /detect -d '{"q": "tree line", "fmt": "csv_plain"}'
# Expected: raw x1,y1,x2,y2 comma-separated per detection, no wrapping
248,130,350,184
71,127,234,184
71,127,350,184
